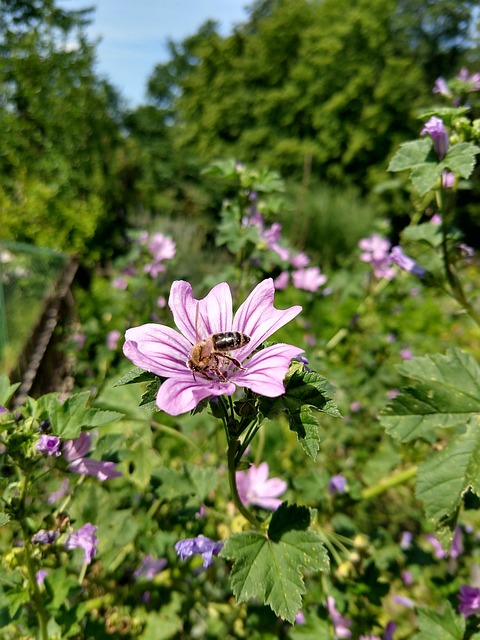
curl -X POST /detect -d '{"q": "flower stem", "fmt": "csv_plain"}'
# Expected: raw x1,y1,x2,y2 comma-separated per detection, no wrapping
361,466,417,500
227,439,262,528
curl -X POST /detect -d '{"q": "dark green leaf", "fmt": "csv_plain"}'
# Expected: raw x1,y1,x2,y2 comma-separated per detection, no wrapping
412,602,465,640
379,349,480,442
220,503,329,623
114,367,158,387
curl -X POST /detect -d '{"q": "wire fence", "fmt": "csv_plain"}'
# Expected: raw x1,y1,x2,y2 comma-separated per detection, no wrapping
0,241,71,377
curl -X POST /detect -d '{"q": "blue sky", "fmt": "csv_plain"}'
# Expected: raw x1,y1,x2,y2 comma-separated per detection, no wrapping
58,0,249,107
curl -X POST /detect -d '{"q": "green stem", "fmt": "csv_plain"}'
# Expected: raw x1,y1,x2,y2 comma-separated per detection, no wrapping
227,439,262,528
17,471,49,640
150,420,202,453
361,466,417,500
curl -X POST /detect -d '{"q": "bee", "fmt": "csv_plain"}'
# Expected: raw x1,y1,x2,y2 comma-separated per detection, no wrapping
187,306,250,380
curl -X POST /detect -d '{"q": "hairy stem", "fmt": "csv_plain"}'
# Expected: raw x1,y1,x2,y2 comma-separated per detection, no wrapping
361,466,417,500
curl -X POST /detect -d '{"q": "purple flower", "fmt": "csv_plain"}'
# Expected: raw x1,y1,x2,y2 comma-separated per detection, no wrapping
399,348,413,361
433,76,452,98
442,170,455,188
274,270,290,290
384,621,396,640
290,252,311,269
48,478,70,504
0,405,7,414
106,329,122,350
401,570,413,585
392,595,414,609
175,534,223,568
112,276,128,290
292,267,327,292
359,235,395,280
426,533,446,558
63,432,122,482
36,435,61,457
328,475,348,496
36,569,48,586
400,531,413,549
295,610,306,624
32,529,59,544
236,462,287,510
133,555,167,581
390,246,427,279
458,585,480,617
123,279,303,416
420,116,449,160
326,596,352,639
65,523,98,564
457,68,480,92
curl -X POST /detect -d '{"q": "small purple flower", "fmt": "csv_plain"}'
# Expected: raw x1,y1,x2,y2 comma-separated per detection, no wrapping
384,621,397,640
290,252,311,269
0,405,7,414
349,401,362,413
32,529,59,544
175,534,223,568
442,170,455,188
36,569,48,586
359,235,395,280
420,116,449,160
392,595,414,609
433,76,452,98
292,267,328,292
47,478,70,504
401,570,413,585
328,475,348,496
400,531,413,549
65,523,98,564
63,432,122,482
112,276,128,290
430,213,442,224
295,610,306,624
326,596,352,639
106,329,122,350
133,555,167,581
123,279,303,416
236,462,287,510
390,246,427,279
450,526,464,559
387,389,399,400
458,585,480,617
274,270,290,290
148,232,176,262
36,435,61,457
426,533,446,558
399,348,413,361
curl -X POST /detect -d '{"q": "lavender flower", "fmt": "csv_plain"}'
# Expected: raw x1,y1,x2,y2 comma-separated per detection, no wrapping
458,585,480,617
133,555,167,581
274,271,290,290
106,329,122,350
420,116,449,160
236,462,287,510
65,523,98,564
328,475,348,496
292,267,327,292
392,595,414,608
290,252,311,269
442,170,455,188
47,478,70,504
36,570,48,586
390,246,427,279
123,279,303,416
400,531,413,549
63,432,122,482
32,529,59,544
36,435,61,457
359,235,395,280
326,596,352,639
433,76,452,98
175,535,223,568
0,405,7,414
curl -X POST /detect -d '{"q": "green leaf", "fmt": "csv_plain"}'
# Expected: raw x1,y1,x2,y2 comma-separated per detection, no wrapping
0,374,20,407
260,363,340,460
5,588,30,618
139,378,162,408
379,349,480,443
388,138,442,195
416,416,480,529
441,142,480,180
114,367,158,387
44,391,122,439
412,602,465,640
0,511,10,527
220,503,329,623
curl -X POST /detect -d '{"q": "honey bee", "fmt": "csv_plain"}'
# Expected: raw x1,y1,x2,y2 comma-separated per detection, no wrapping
187,306,251,380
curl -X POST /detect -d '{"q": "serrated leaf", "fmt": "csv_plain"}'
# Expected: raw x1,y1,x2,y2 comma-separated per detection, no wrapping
416,416,480,528
140,378,162,407
0,511,10,527
260,364,340,460
379,349,480,442
114,367,158,386
388,139,443,195
46,391,90,439
412,602,465,640
220,503,329,623
83,408,124,427
441,142,480,180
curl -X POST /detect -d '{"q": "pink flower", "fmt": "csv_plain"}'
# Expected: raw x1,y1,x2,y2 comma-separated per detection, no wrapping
326,596,352,639
274,271,290,290
420,116,449,160
290,252,311,269
292,267,327,292
123,279,303,416
148,233,176,262
65,523,98,564
106,329,121,350
63,433,122,482
236,462,287,510
359,235,396,280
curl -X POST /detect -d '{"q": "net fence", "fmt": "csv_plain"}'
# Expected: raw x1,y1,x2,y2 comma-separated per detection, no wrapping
0,241,70,375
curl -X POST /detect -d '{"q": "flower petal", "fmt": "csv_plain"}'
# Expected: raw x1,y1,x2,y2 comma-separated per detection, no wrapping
169,280,233,343
232,279,302,355
233,343,304,396
123,324,191,377
155,375,236,415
